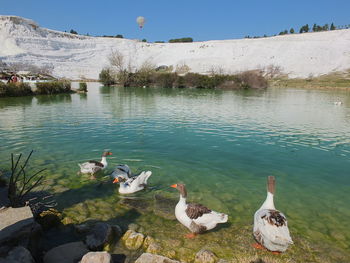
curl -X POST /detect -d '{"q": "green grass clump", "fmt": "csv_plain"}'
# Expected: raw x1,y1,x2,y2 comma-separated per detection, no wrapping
35,81,72,95
0,82,33,97
78,82,88,92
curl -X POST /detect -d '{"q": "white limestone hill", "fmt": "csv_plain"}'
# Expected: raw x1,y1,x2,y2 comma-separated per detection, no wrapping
1,15,350,79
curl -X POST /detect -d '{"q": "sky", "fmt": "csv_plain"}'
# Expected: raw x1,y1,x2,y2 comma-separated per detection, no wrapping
1,0,350,42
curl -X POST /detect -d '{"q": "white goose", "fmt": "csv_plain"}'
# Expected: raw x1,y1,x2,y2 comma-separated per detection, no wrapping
78,151,112,176
112,170,152,194
171,183,228,238
253,176,293,253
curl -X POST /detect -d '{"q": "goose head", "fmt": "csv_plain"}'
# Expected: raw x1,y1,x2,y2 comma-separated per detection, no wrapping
170,183,187,198
102,151,112,157
113,176,127,184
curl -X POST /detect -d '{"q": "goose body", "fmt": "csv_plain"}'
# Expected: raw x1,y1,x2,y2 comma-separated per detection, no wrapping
78,151,112,175
113,170,152,194
171,184,228,236
253,176,293,252
110,164,132,180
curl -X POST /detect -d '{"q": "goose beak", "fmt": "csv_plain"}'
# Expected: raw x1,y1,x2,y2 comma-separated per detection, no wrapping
113,178,119,184
170,184,177,188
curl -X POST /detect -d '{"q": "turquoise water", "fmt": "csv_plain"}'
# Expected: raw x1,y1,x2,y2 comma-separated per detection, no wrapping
1,83,350,261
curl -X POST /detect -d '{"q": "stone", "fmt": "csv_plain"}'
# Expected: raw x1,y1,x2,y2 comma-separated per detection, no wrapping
1,246,35,263
128,223,140,232
121,230,145,250
81,251,111,263
86,223,113,250
153,194,177,220
43,241,89,263
194,249,218,263
0,187,9,208
0,207,34,244
36,209,62,230
135,253,180,263
145,242,162,254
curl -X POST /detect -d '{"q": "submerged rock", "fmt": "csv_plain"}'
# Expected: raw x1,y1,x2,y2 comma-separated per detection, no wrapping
135,253,180,263
81,251,111,263
194,249,218,263
122,230,145,250
119,198,152,213
43,241,88,263
36,209,62,230
153,194,177,220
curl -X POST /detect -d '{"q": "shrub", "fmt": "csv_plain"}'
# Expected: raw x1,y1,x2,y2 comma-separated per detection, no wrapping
169,37,193,43
35,81,72,95
152,73,178,88
0,82,33,97
78,82,87,92
238,71,268,89
99,68,116,86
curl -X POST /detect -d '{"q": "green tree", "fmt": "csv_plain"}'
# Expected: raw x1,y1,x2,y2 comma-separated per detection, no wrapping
330,23,336,30
99,68,115,86
290,28,294,34
142,39,147,42
115,34,123,38
70,29,78,34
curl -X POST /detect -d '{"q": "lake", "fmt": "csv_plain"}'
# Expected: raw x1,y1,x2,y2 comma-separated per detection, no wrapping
0,83,349,262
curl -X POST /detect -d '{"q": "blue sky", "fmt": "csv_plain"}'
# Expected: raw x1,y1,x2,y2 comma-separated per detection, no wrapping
1,0,349,41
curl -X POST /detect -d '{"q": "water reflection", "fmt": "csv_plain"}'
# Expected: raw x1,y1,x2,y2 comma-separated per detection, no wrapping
35,94,72,105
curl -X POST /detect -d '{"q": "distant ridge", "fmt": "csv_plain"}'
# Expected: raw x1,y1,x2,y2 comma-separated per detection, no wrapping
1,15,350,79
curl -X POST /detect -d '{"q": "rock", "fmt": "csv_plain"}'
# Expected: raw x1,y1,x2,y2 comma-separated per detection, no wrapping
1,246,35,263
36,209,62,230
86,223,113,250
74,223,91,234
0,207,34,244
145,242,162,254
81,251,111,263
0,187,9,208
153,194,177,220
43,241,89,263
135,253,180,263
194,249,218,263
121,230,144,250
128,223,140,232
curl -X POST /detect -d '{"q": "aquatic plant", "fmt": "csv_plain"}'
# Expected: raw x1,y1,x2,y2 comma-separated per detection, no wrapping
8,150,46,207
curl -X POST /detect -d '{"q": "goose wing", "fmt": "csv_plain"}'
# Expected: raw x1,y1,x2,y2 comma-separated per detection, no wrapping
254,209,293,251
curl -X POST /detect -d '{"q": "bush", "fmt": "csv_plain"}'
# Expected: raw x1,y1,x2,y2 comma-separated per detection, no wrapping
152,73,178,88
35,81,72,95
169,37,193,43
0,82,33,97
78,82,87,92
238,71,268,89
99,68,116,86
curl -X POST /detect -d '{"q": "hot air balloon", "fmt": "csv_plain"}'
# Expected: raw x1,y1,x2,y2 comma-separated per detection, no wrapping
136,16,145,28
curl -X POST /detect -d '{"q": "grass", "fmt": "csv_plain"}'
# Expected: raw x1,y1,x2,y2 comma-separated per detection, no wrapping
0,81,74,97
270,70,350,90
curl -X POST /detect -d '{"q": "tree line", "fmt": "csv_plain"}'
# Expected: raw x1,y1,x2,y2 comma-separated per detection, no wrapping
245,22,342,38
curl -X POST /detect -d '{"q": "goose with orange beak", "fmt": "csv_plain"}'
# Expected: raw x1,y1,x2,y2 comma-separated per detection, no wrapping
171,183,228,238
78,151,112,177
253,176,293,253
113,171,152,194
